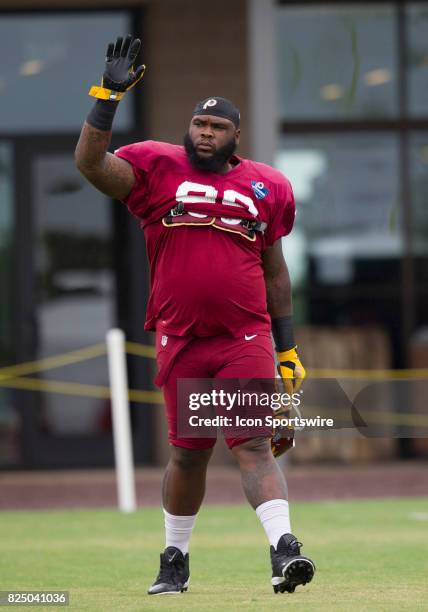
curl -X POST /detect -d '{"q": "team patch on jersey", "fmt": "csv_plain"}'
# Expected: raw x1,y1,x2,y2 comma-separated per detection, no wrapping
251,181,269,200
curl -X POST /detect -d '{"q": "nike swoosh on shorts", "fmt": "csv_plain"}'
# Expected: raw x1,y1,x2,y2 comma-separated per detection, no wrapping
244,334,257,341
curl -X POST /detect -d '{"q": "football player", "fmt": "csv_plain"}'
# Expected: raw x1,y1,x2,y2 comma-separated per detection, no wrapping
75,35,315,596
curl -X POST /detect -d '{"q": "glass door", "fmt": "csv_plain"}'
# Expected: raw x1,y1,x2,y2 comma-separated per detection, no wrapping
0,141,19,466
14,137,118,467
34,151,114,432
8,134,154,468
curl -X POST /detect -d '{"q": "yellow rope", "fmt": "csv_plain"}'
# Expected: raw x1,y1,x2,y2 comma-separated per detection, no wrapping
0,343,106,380
0,376,426,427
307,368,428,380
0,376,164,405
0,339,426,429
1,340,427,380
125,341,156,358
295,404,428,428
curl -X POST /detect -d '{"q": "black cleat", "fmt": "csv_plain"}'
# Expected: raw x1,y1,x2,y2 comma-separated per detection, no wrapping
148,546,190,595
270,533,315,593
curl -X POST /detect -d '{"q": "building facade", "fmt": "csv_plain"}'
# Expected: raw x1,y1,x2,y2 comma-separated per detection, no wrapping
0,0,427,467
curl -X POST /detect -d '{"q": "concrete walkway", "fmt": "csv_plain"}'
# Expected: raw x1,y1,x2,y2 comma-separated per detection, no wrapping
0,462,427,510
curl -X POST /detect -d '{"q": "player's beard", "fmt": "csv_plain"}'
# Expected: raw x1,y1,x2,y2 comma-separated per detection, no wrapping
184,133,237,172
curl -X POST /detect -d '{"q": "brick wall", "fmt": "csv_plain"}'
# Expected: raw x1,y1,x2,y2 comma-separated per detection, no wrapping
144,0,249,155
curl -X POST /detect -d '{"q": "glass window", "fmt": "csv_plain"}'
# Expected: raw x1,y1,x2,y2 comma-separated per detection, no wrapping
34,153,114,436
275,133,402,327
277,4,398,120
407,3,428,117
409,132,428,253
408,132,428,328
0,13,133,132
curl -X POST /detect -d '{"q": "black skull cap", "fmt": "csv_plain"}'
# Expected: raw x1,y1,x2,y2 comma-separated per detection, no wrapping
192,96,240,128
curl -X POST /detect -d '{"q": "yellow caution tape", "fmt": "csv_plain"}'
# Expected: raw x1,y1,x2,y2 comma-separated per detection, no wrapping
0,343,107,380
1,376,426,426
307,368,428,380
1,340,427,380
125,341,156,358
0,376,164,405
294,404,428,428
0,376,110,399
0,339,426,429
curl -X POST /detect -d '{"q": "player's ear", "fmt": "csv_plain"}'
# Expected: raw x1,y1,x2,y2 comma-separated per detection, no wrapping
235,129,241,144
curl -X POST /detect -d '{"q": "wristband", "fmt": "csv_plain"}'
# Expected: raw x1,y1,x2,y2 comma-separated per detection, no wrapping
88,85,126,101
86,99,119,131
271,315,295,352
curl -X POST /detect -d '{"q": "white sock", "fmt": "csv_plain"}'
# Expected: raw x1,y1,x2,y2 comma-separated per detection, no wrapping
163,508,197,555
255,499,291,549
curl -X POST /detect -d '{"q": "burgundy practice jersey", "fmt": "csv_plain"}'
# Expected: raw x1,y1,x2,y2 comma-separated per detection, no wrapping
114,140,295,338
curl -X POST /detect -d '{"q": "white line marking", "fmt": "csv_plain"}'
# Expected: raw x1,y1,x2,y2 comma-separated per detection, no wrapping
408,512,428,521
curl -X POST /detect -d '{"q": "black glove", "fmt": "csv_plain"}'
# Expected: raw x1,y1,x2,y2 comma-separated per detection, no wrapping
89,35,146,101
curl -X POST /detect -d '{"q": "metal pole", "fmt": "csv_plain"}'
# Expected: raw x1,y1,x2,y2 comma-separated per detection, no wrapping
106,328,137,513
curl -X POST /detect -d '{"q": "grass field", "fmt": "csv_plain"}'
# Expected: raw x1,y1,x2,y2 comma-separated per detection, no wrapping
0,498,427,611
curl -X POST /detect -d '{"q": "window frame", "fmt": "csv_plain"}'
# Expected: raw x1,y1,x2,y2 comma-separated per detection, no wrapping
275,0,426,363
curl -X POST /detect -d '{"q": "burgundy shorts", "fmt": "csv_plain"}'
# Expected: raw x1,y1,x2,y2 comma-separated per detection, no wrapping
155,330,275,450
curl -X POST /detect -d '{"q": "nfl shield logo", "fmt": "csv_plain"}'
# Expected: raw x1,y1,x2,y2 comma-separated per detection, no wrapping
161,335,168,347
251,181,269,200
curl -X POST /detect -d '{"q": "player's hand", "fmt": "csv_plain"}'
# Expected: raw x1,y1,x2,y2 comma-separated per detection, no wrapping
271,400,294,458
271,347,305,457
89,35,146,101
103,35,145,92
276,346,306,395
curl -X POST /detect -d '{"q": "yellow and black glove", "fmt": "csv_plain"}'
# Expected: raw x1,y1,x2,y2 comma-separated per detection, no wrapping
271,347,306,457
89,35,146,102
277,346,306,395
270,316,306,458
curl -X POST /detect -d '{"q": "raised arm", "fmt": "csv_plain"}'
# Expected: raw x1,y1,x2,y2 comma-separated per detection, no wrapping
75,123,135,200
74,35,146,200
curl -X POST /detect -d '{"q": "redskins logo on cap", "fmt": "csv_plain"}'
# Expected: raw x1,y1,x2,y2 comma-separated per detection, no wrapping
193,96,240,128
202,98,218,110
